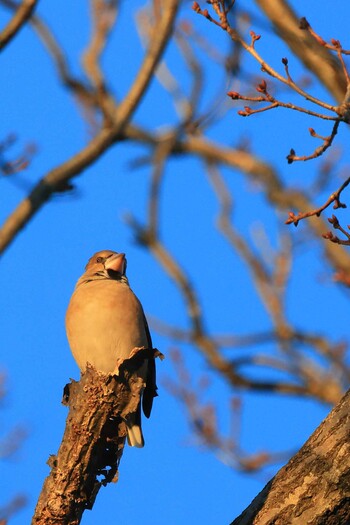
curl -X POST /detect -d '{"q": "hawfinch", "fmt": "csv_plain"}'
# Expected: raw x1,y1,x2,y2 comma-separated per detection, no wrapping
65,250,156,447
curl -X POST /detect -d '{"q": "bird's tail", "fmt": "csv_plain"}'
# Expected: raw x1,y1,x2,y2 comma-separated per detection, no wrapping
126,406,144,447
127,423,144,448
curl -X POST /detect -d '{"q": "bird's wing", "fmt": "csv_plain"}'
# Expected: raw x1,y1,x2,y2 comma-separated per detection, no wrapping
142,313,158,418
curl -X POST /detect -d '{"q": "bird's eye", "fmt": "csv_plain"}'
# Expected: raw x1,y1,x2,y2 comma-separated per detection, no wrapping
96,257,103,263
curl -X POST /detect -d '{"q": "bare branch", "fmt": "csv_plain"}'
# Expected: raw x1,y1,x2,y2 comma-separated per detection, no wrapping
0,0,37,51
0,0,180,255
195,1,350,164
124,125,350,272
81,0,120,123
286,172,349,226
128,213,344,400
323,215,350,247
194,3,338,112
228,82,339,121
286,120,341,163
300,17,350,57
255,1,347,103
114,0,179,126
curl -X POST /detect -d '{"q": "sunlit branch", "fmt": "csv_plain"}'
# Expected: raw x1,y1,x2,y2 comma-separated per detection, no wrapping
0,0,37,51
255,1,346,103
128,213,338,398
323,215,350,247
194,1,350,165
300,17,350,57
286,172,350,226
193,2,338,112
124,124,350,272
81,0,120,124
286,120,341,163
228,81,340,121
0,0,180,254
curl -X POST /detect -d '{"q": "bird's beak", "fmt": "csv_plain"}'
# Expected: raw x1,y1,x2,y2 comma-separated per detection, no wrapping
105,253,126,274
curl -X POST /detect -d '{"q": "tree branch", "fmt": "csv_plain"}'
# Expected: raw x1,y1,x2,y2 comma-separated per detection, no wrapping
231,388,350,524
32,348,159,525
0,0,179,255
0,0,37,51
254,0,347,103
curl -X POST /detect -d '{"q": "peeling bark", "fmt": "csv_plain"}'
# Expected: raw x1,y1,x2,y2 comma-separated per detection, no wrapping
32,349,158,525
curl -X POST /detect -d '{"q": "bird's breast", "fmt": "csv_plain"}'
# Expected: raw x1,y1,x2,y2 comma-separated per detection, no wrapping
65,279,148,373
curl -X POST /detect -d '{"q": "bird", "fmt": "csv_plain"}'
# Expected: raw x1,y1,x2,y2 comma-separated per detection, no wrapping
65,249,157,447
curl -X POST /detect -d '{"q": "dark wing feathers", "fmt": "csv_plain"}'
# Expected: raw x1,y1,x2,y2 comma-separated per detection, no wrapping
142,313,158,418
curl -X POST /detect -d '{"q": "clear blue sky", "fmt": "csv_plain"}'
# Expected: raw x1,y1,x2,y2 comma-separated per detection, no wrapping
1,2,350,524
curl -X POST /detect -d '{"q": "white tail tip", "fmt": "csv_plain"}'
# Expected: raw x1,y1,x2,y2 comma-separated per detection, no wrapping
127,424,144,448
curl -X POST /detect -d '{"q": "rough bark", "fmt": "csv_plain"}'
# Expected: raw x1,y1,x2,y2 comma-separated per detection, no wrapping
231,389,350,524
32,349,158,525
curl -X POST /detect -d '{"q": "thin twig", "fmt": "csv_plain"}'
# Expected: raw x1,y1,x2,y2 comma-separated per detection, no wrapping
286,120,341,163
323,215,350,246
228,88,340,121
286,172,350,226
194,3,338,113
300,17,350,57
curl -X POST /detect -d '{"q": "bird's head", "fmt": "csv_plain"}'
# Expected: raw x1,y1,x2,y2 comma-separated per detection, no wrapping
77,250,128,286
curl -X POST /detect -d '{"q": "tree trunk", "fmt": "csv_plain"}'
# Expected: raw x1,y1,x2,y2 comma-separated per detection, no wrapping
231,389,350,524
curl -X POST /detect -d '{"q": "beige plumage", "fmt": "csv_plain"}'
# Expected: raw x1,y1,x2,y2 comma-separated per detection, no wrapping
65,250,156,447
